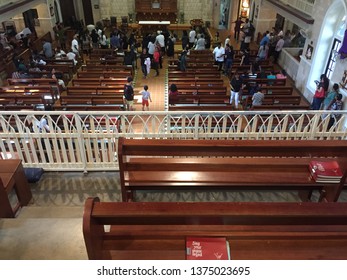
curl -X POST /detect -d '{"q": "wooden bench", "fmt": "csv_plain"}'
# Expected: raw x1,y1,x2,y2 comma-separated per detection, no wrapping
0,86,57,101
76,71,132,79
168,72,221,79
72,78,128,86
178,87,228,95
117,138,347,202
244,95,301,108
83,197,347,260
66,86,125,95
53,105,124,111
168,104,234,111
251,104,311,110
242,86,293,95
231,64,274,73
82,64,132,72
0,159,32,218
59,95,124,107
174,94,229,105
242,78,286,86
7,78,59,87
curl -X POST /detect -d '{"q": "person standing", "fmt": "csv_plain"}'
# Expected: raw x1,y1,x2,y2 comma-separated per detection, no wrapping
140,48,149,79
189,27,196,49
311,75,326,110
152,46,160,77
327,93,343,130
42,39,53,58
323,83,339,110
123,77,134,111
147,37,156,60
166,35,175,58
90,29,99,49
233,17,244,41
140,85,152,111
195,34,206,50
71,34,79,55
230,72,243,108
212,42,225,71
224,44,234,76
273,35,284,63
181,30,189,50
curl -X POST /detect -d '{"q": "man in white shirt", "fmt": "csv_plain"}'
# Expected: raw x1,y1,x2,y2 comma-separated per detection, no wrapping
212,42,225,71
274,35,284,63
71,34,79,56
189,27,196,49
155,31,165,52
66,50,77,65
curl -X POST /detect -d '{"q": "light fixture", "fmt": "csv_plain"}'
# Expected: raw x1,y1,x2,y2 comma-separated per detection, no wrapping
242,0,249,8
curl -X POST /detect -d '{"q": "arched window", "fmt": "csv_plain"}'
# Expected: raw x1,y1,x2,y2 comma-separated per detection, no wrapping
325,16,346,79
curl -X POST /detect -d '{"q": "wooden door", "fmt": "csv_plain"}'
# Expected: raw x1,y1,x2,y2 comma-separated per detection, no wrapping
83,0,94,26
59,0,76,27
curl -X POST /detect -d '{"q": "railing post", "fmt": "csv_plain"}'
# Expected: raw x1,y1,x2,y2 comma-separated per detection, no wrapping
75,113,88,173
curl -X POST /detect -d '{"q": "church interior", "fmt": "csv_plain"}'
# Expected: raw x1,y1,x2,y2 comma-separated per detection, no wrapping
0,0,347,260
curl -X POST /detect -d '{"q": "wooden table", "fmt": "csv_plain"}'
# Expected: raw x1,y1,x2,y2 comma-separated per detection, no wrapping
0,159,32,218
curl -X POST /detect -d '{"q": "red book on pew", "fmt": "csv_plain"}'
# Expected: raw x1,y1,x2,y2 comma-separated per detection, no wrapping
186,237,230,260
309,160,343,183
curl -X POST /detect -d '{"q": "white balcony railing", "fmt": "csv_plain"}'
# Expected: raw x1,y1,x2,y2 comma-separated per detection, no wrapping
0,110,346,171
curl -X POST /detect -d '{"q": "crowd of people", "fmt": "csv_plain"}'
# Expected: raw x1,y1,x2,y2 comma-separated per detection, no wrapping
3,17,343,119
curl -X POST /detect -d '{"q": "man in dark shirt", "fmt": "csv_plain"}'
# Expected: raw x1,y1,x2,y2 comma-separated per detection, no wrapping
233,17,244,41
230,72,244,108
123,76,134,111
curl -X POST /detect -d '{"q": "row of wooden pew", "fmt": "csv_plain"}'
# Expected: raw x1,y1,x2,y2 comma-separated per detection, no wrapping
83,137,347,260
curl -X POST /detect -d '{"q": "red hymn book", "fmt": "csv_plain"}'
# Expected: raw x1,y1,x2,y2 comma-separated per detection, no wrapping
309,160,343,183
186,237,230,260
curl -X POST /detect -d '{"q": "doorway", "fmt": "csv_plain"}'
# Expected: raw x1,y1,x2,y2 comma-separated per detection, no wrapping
59,0,76,28
83,0,94,26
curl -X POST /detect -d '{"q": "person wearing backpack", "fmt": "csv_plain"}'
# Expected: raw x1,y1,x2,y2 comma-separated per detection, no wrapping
123,77,134,111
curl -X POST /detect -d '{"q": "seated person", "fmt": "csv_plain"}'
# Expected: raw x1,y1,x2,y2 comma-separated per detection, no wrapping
252,88,265,107
168,84,179,105
276,69,287,79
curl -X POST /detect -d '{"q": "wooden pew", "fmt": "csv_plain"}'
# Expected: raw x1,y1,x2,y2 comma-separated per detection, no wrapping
242,78,286,86
83,197,347,260
178,87,228,95
168,77,224,86
117,137,347,202
0,159,32,218
251,104,310,110
168,104,233,111
38,64,74,80
67,86,125,95
0,86,56,101
168,72,221,79
72,78,128,86
232,64,274,73
242,86,293,95
82,64,132,72
174,94,229,105
53,105,124,111
77,71,132,79
59,95,124,107
244,95,301,108
7,78,59,87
